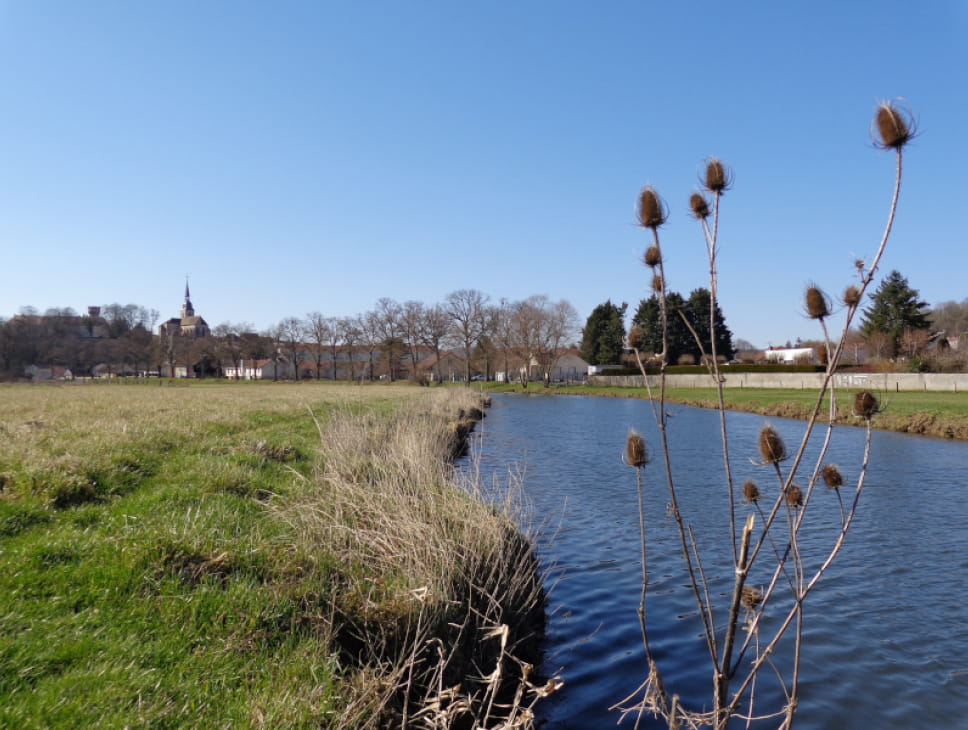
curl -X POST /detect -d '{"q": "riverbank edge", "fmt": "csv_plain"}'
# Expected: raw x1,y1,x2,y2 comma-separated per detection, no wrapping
483,384,968,440
366,391,549,725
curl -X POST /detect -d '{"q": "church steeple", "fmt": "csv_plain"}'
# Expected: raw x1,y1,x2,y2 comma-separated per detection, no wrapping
181,278,195,319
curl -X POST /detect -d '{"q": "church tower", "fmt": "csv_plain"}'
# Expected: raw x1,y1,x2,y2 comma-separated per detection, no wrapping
181,279,195,319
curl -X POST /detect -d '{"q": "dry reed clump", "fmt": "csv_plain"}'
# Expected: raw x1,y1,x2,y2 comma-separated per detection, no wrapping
273,388,546,728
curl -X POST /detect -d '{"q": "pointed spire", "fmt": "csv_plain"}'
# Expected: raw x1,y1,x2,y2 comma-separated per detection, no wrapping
181,276,195,319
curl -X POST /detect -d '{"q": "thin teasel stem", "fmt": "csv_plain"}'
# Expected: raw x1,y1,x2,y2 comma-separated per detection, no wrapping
687,523,720,668
638,223,719,680
634,463,657,664
706,189,738,565
728,419,876,718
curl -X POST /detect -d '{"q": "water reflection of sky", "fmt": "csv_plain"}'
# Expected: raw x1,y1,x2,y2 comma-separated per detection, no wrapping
465,394,968,729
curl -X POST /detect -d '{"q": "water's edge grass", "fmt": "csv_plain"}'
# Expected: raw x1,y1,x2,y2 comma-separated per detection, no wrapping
0,382,545,728
481,382,968,440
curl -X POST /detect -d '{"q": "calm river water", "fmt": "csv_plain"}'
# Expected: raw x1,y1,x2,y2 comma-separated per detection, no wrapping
464,393,968,729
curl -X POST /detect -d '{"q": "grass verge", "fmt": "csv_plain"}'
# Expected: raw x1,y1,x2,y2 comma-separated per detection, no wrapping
0,382,545,728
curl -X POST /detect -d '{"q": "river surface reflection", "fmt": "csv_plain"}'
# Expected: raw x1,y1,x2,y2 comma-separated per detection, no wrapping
465,393,968,729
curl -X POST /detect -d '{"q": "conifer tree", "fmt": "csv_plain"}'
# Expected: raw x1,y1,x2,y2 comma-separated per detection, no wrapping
860,270,930,358
580,300,627,365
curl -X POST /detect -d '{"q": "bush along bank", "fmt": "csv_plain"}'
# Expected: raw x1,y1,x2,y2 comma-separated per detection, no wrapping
272,388,549,728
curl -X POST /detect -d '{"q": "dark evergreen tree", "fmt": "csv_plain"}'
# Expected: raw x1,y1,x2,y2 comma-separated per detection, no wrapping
860,270,930,358
686,288,735,362
632,293,693,364
580,300,627,365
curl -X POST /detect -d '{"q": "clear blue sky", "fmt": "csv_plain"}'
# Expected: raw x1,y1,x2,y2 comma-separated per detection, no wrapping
1,1,964,349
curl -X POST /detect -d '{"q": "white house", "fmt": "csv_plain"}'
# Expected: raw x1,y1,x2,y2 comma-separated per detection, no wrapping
759,347,818,365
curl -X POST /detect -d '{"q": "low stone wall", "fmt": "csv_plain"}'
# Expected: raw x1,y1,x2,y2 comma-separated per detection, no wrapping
589,372,968,392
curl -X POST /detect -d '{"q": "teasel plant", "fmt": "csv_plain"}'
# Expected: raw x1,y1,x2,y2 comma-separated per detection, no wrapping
615,100,914,729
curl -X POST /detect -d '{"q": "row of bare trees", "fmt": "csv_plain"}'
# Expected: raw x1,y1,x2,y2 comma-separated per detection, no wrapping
265,290,580,385
1,291,580,383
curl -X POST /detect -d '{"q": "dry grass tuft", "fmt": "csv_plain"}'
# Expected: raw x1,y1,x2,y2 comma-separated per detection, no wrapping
273,388,546,727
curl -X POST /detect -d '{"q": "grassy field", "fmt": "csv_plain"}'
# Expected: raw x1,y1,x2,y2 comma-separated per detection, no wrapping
0,381,543,729
482,382,968,439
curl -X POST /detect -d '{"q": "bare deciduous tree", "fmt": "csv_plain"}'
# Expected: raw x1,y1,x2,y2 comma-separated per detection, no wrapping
446,289,490,383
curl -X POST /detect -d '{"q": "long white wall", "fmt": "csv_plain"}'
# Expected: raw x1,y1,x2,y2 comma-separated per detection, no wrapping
589,372,968,392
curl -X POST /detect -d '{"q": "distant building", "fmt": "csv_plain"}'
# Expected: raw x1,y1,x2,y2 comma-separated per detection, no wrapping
757,347,818,365
159,281,210,339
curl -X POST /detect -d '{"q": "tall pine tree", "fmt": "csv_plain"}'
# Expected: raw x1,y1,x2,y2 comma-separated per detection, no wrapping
632,293,693,364
860,270,930,358
687,288,735,362
580,300,627,365
633,290,735,364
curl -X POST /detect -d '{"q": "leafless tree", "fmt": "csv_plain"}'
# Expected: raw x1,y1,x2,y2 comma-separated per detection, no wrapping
419,303,451,384
274,317,305,380
357,312,382,381
490,299,518,383
511,295,579,387
446,289,490,383
373,297,404,381
399,300,426,382
305,311,332,380
213,322,253,378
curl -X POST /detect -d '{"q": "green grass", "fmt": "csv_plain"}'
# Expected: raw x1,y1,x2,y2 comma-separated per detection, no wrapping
0,381,539,728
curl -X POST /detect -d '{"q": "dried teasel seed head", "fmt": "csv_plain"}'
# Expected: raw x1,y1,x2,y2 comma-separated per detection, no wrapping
854,390,880,418
637,186,667,229
805,285,830,319
689,192,710,219
873,100,915,150
822,463,844,490
843,285,862,307
786,485,803,508
628,324,645,350
626,430,649,468
758,424,787,464
703,158,732,193
651,274,664,292
643,245,662,268
741,585,763,609
743,480,761,503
